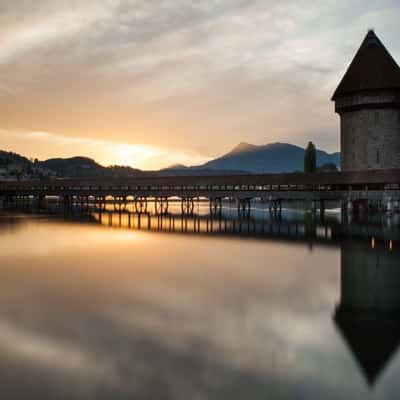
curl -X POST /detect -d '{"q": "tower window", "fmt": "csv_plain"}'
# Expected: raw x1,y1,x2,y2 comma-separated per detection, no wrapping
375,111,379,124
376,150,380,164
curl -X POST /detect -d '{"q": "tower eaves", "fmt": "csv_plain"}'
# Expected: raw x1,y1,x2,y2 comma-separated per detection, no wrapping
332,31,400,100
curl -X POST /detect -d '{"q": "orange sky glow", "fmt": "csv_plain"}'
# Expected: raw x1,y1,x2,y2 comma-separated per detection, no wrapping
0,1,399,169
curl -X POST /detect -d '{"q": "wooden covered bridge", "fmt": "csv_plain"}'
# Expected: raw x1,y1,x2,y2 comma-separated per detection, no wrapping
1,169,400,215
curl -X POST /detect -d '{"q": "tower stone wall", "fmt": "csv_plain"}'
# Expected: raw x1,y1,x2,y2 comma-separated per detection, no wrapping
339,106,400,170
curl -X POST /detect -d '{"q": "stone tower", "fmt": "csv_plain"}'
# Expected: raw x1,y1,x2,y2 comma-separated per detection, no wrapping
332,30,400,171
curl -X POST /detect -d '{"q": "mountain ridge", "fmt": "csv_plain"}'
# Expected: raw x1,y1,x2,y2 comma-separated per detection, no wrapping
195,142,339,173
0,141,340,180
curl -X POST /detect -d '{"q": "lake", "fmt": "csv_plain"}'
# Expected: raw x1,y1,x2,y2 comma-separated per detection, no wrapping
0,202,399,399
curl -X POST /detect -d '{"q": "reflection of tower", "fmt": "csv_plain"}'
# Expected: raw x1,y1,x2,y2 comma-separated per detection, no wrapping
334,239,400,386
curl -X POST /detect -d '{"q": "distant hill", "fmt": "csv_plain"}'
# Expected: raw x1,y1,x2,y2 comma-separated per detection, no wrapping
39,157,144,178
0,150,31,168
195,142,340,173
39,157,107,177
107,165,144,177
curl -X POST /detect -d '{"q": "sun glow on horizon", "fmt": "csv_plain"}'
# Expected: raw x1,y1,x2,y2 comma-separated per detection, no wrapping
0,129,210,170
113,144,163,168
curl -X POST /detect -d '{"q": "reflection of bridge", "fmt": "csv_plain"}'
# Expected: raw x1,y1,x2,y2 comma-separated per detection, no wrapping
90,207,400,241
1,169,400,216
93,209,399,243
26,199,397,247
90,208,338,245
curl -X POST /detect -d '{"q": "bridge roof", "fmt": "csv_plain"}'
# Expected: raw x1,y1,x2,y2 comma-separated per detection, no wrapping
332,30,400,100
1,169,400,188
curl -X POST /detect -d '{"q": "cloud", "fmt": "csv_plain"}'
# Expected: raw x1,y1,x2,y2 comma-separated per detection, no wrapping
0,318,115,381
0,0,399,162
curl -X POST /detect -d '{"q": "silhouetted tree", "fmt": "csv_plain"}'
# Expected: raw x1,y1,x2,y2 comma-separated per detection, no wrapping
304,141,317,173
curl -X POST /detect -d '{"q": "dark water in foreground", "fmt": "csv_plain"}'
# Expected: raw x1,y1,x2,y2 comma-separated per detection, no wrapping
0,203,399,399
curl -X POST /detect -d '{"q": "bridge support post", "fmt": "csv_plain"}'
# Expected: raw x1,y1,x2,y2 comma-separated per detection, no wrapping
37,195,46,211
341,199,349,222
347,199,353,214
83,195,89,212
63,195,72,212
134,196,148,213
320,199,325,222
3,195,14,209
181,197,194,215
113,196,127,212
2,195,8,209
268,199,281,218
310,200,318,215
95,196,106,211
268,196,273,213
352,199,368,219
237,198,251,217
386,197,393,215
210,197,222,215
155,197,169,215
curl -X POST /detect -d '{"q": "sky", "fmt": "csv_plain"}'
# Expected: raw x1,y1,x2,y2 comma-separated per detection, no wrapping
0,0,399,170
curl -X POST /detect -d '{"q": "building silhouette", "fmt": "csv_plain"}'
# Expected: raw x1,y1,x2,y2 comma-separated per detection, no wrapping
334,239,400,386
332,30,400,171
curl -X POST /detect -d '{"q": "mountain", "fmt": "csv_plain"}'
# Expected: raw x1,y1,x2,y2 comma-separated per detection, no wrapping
156,167,248,177
39,157,107,177
228,142,259,155
196,142,340,173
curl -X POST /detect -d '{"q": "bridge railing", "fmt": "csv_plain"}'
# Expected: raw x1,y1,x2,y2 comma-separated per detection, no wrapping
1,170,400,195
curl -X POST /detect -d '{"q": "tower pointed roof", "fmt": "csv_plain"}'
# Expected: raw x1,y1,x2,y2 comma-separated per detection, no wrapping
334,311,400,386
332,30,400,100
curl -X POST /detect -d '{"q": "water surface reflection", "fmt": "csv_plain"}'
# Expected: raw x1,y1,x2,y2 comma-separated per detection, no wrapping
0,205,399,399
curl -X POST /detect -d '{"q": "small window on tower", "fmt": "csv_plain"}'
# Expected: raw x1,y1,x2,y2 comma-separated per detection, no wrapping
375,111,379,124
376,150,380,164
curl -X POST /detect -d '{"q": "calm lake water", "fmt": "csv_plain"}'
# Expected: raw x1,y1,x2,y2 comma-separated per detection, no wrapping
0,202,399,399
